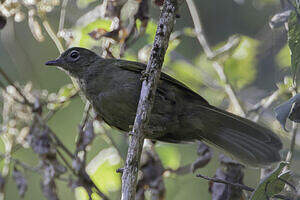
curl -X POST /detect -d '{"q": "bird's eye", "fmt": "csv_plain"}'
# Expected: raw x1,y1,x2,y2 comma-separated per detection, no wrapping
69,50,80,61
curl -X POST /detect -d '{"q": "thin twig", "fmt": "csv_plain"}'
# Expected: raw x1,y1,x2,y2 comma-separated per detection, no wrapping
196,173,255,192
74,102,91,169
121,1,178,199
101,129,125,161
248,89,280,122
58,0,69,33
44,92,79,121
247,90,280,114
207,35,240,60
0,80,6,90
186,0,245,117
0,153,40,173
56,149,77,175
285,122,298,163
47,127,74,159
0,67,33,106
92,184,109,200
41,17,64,53
278,177,297,192
0,82,27,105
285,85,298,165
80,102,91,129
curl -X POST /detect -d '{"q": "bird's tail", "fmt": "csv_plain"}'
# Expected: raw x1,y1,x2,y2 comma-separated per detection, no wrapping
190,105,282,167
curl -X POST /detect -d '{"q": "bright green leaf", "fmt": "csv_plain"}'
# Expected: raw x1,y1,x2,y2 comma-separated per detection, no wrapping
145,20,158,43
75,187,89,200
91,192,102,200
72,19,112,48
224,36,259,89
276,44,291,68
250,162,289,200
86,147,122,194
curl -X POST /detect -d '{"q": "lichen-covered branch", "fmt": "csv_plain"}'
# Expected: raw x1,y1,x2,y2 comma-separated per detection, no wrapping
121,1,178,199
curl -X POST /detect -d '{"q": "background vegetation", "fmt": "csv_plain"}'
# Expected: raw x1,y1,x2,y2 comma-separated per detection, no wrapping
0,0,299,199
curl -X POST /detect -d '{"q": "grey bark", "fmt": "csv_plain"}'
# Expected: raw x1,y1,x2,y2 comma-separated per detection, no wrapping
121,0,178,200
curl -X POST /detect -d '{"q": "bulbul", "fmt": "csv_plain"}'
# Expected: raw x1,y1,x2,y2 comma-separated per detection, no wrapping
46,47,282,167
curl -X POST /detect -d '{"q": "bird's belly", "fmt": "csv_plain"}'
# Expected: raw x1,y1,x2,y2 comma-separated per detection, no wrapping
84,83,180,139
91,92,137,132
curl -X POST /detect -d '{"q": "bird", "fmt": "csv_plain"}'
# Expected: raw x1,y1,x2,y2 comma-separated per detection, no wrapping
45,47,282,167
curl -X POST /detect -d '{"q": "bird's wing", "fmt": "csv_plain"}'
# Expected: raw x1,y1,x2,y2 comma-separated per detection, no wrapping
112,59,209,104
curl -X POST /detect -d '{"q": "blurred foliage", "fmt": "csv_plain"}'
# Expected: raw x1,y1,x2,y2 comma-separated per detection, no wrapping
76,0,98,9
72,19,112,48
47,83,77,110
224,36,258,90
276,44,291,68
0,0,299,200
155,144,181,170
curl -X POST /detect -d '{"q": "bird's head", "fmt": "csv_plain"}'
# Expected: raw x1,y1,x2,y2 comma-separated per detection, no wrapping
45,47,99,76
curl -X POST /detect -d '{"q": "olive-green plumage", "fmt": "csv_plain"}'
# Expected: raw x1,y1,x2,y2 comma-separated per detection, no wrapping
46,47,282,167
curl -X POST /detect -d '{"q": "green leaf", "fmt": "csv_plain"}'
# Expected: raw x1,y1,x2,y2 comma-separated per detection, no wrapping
250,162,289,200
276,44,291,68
266,170,292,196
145,20,158,43
72,19,112,48
224,36,258,89
155,143,181,169
75,187,89,200
86,147,122,194
288,11,300,80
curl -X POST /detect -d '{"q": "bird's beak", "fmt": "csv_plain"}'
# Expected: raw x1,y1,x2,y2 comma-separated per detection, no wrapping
45,58,62,67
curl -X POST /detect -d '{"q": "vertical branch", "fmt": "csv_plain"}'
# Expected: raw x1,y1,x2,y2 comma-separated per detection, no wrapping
186,0,245,117
121,0,178,200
